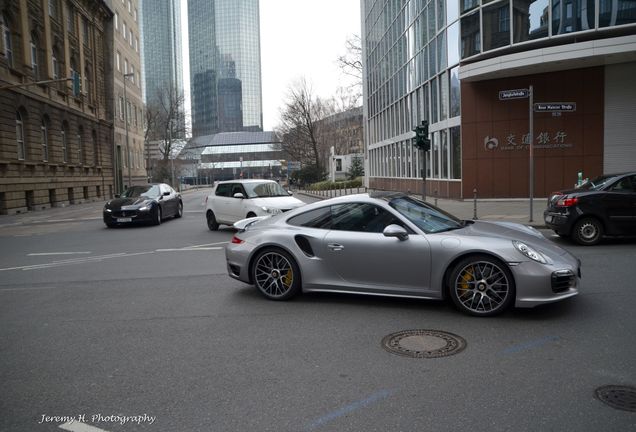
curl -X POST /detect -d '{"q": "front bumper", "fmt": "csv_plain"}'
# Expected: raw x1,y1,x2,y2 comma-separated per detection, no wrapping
513,258,580,308
103,209,154,224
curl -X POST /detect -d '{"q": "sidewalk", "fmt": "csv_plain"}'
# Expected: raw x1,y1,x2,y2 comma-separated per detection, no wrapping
296,188,547,228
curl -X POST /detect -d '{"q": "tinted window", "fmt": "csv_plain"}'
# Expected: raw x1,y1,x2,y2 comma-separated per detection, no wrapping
610,175,636,192
331,203,401,233
389,196,463,233
231,184,246,197
287,207,332,229
215,183,231,197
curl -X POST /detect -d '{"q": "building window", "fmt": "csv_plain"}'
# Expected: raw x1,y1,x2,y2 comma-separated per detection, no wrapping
30,36,39,80
67,5,75,34
41,117,49,162
122,21,126,39
130,65,135,84
128,0,132,13
82,17,89,45
77,128,84,165
135,36,139,52
119,97,124,120
92,130,99,166
61,123,68,163
124,58,128,74
16,111,26,160
115,12,118,30
134,8,138,22
483,2,510,52
461,11,481,58
84,66,92,104
1,15,12,68
52,49,60,79
129,30,133,46
116,51,121,71
49,0,58,18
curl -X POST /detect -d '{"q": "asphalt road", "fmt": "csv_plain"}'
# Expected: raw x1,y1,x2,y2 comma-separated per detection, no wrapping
1,189,635,432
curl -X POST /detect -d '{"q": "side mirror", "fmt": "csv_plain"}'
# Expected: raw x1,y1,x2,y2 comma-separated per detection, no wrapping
163,191,170,196
383,224,409,241
233,192,245,199
114,194,120,198
288,190,293,196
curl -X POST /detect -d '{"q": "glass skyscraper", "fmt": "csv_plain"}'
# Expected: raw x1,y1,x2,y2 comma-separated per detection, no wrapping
140,0,185,120
188,0,263,137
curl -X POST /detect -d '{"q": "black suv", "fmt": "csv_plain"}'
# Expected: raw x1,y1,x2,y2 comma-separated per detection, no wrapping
544,172,636,245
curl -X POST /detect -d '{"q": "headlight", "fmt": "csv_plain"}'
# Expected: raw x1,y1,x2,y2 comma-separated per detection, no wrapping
513,240,548,264
261,206,282,215
104,208,112,213
138,204,150,211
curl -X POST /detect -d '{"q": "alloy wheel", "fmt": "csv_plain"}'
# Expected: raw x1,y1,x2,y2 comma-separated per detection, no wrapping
452,259,512,315
253,251,297,299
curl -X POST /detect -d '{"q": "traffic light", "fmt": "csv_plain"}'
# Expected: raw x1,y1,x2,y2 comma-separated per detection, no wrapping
413,120,431,152
71,71,81,97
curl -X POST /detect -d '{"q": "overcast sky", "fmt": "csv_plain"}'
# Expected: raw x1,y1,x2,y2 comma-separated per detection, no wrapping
181,0,362,132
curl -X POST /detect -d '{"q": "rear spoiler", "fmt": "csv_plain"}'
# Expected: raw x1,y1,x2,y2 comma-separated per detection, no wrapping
233,215,270,231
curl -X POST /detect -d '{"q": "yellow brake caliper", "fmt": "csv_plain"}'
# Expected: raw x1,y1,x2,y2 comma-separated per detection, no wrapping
460,267,474,293
282,269,293,287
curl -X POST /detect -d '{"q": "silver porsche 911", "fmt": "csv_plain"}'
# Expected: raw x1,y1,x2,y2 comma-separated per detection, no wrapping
225,192,580,316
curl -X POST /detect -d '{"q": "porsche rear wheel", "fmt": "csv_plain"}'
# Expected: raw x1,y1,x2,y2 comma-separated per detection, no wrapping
252,248,301,301
449,255,515,317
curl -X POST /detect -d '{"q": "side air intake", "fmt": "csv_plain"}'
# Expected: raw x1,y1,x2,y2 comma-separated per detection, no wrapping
294,235,314,257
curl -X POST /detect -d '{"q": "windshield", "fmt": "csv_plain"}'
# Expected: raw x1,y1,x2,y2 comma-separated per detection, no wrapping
121,185,160,199
244,182,289,198
388,196,463,233
576,175,616,191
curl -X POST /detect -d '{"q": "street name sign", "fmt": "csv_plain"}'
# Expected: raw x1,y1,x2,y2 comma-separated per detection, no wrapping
499,89,529,100
534,102,576,112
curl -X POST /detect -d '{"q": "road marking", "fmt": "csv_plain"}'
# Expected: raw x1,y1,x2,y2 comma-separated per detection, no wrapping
502,336,559,354
305,389,394,430
28,252,91,256
59,421,110,432
155,247,223,252
0,286,60,292
189,241,229,247
0,252,154,272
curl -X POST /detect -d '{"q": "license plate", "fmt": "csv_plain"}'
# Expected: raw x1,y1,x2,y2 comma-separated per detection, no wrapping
545,215,553,223
117,217,132,223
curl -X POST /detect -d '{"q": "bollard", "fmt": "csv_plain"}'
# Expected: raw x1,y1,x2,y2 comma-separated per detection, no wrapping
434,189,438,207
473,188,478,220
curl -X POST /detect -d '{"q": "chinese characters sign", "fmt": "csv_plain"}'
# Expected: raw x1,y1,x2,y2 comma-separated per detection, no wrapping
484,131,573,151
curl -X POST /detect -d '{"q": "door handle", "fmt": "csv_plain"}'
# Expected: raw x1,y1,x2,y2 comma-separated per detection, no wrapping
328,243,344,251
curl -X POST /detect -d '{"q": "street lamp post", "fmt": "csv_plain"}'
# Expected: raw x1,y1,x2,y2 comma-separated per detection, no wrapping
123,73,134,188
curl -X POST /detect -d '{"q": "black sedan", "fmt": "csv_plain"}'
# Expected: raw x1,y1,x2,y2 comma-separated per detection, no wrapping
103,183,183,227
544,172,636,245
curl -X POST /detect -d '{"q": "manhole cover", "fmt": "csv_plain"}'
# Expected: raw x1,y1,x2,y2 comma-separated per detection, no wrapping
595,385,636,412
381,329,466,358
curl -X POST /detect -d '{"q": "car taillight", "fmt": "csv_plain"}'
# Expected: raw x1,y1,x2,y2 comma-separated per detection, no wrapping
556,196,578,207
231,235,244,244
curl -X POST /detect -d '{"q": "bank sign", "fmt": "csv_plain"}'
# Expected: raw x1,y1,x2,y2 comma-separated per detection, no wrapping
484,130,574,151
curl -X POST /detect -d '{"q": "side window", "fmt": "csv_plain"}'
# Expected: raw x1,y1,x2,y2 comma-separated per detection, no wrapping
611,176,635,192
287,207,332,229
215,183,231,197
231,184,245,197
331,203,399,233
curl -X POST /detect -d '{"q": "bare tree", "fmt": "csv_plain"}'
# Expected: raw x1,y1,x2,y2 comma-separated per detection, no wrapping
277,78,330,173
336,34,362,82
143,85,189,183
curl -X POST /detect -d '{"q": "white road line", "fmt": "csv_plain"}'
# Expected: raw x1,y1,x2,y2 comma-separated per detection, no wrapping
189,241,229,247
0,252,154,272
28,252,92,256
59,421,110,432
155,247,223,252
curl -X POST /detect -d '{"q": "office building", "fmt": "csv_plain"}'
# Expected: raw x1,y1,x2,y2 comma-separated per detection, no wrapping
139,0,185,137
188,0,263,137
362,0,636,198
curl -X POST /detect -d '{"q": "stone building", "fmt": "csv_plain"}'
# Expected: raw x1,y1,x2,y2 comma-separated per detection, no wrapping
0,0,113,214
107,0,145,192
